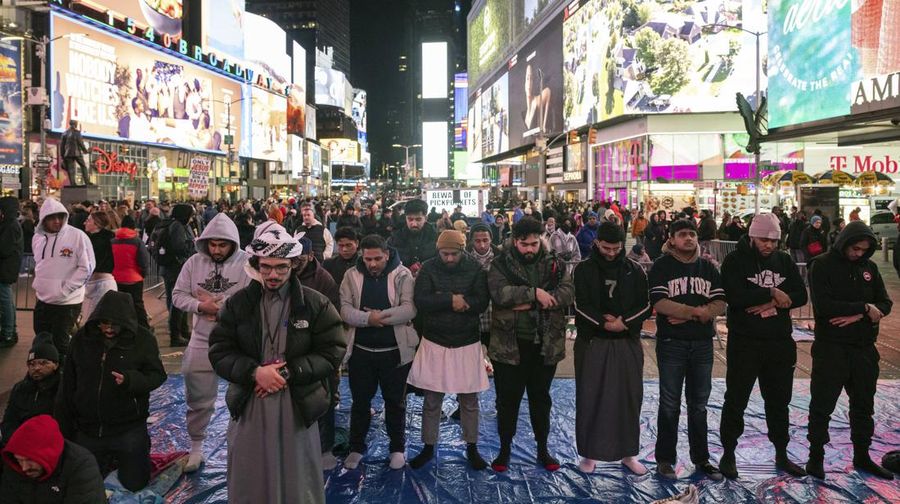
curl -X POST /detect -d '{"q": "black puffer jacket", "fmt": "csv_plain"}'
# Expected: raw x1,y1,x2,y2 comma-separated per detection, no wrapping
0,197,23,284
721,235,808,341
809,221,893,346
56,291,166,439
208,276,346,427
0,440,105,504
413,254,489,348
388,222,439,268
0,373,59,447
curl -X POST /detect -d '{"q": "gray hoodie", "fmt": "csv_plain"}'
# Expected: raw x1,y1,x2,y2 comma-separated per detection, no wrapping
172,213,251,348
32,198,95,305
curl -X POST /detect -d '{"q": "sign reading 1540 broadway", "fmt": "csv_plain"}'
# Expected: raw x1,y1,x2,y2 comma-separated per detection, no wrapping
768,0,900,129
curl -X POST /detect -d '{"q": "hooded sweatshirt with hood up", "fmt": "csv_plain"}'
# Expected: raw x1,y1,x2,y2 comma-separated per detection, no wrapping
172,213,251,349
809,221,893,346
0,196,23,285
32,198,95,305
1,415,105,503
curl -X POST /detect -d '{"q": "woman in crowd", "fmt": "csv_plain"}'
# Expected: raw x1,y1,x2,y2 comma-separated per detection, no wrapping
81,210,117,321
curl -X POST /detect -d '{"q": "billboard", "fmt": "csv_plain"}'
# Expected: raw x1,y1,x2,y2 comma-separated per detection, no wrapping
288,42,307,136
422,42,448,99
454,73,468,149
478,72,509,160
243,87,287,161
243,12,291,89
305,104,317,140
352,89,367,151
508,16,563,149
50,13,243,155
0,39,23,166
82,0,183,36
307,141,322,177
315,66,348,109
562,0,767,130
468,0,512,87
423,121,449,178
768,0,900,128
467,92,482,161
322,138,359,164
202,0,244,62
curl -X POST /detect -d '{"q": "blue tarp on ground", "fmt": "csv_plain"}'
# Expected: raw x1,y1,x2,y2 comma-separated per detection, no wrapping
151,377,900,503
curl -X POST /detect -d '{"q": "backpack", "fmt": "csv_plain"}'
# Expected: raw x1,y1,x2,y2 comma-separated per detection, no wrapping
149,219,178,267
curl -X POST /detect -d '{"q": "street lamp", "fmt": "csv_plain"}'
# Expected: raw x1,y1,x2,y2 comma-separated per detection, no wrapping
1,31,90,196
392,143,420,180
706,23,766,213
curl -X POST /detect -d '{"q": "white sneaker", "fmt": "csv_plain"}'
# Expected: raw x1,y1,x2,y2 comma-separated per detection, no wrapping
344,452,363,470
321,451,337,470
389,452,406,470
184,450,204,473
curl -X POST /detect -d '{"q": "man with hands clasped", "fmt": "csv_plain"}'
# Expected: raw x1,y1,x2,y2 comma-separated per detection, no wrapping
805,221,894,480
718,213,808,479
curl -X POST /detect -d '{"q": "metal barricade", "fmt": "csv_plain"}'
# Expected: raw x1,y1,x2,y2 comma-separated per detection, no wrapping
790,262,815,321
705,240,738,265
142,255,165,292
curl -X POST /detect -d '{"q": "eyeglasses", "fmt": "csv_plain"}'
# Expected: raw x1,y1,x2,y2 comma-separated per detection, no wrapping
258,264,292,274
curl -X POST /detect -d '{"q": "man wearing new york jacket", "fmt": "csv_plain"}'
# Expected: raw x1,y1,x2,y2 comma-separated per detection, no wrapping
648,218,726,481
718,213,808,479
806,221,894,480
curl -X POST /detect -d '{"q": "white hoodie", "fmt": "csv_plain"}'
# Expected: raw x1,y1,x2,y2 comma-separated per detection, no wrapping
172,213,251,348
32,198,95,305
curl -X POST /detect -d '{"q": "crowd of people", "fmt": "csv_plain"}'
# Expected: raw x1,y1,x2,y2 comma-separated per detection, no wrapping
0,192,897,503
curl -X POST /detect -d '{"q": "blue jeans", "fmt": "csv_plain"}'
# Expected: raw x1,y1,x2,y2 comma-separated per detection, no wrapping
655,338,714,465
0,283,14,337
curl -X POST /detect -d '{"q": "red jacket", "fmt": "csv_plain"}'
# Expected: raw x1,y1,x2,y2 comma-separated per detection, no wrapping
112,227,151,284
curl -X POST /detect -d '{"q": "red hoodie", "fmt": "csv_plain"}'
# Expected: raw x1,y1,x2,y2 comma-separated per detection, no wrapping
2,414,64,481
112,227,149,284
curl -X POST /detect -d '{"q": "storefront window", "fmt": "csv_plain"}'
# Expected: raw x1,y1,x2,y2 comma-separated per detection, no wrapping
88,142,150,202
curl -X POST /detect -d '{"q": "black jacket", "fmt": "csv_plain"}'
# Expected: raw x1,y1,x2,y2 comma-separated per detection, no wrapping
787,218,806,249
413,254,489,348
809,222,893,346
800,225,828,257
323,253,357,287
208,276,346,427
0,441,105,504
698,216,717,241
0,197,23,284
87,228,115,274
0,373,59,447
388,222,439,267
56,291,166,439
721,235,808,341
573,246,651,339
297,258,340,307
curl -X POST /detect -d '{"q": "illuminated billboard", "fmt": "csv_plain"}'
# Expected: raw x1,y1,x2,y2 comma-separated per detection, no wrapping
315,66,348,109
467,91,482,162
479,72,509,159
243,87,287,161
352,89,367,150
288,41,307,136
202,0,244,62
423,121,449,178
0,39,23,166
562,0,767,130
468,0,512,87
768,0,900,128
508,15,563,149
82,0,183,36
422,42,448,99
454,73,468,149
243,12,291,89
322,138,359,164
50,13,243,155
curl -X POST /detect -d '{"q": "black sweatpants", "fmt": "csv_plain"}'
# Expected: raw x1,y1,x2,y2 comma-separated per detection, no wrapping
33,301,81,365
808,340,880,451
117,282,149,330
719,337,796,453
76,424,151,492
493,339,558,449
347,348,410,454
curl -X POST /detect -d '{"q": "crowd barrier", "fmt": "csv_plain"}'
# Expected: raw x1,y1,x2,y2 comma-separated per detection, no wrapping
15,254,165,312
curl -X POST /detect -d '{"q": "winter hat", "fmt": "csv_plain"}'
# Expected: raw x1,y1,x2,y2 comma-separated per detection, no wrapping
585,211,598,220
121,215,136,229
453,219,469,233
246,222,304,258
669,218,698,237
748,213,781,240
596,221,625,243
810,215,822,225
28,332,58,363
470,222,491,235
298,236,313,255
436,230,466,250
2,415,64,481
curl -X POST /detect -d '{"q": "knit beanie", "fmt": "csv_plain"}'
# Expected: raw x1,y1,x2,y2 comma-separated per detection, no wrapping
436,230,466,250
596,221,625,243
748,213,781,240
28,332,59,363
298,236,313,255
810,215,822,225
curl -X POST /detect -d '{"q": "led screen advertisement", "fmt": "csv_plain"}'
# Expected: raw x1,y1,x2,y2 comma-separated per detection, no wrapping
315,66,348,109
50,13,243,155
76,0,184,36
508,15,563,150
479,72,509,160
202,0,244,62
422,42,448,99
467,91,482,161
423,121,449,178
562,0,767,131
352,89,367,150
242,87,287,161
243,12,291,88
288,42,307,136
454,73,468,149
768,0,900,128
322,138,359,164
468,0,512,87
0,39,23,166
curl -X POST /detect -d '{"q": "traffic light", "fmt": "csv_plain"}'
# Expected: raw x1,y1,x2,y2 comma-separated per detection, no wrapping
588,128,598,145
